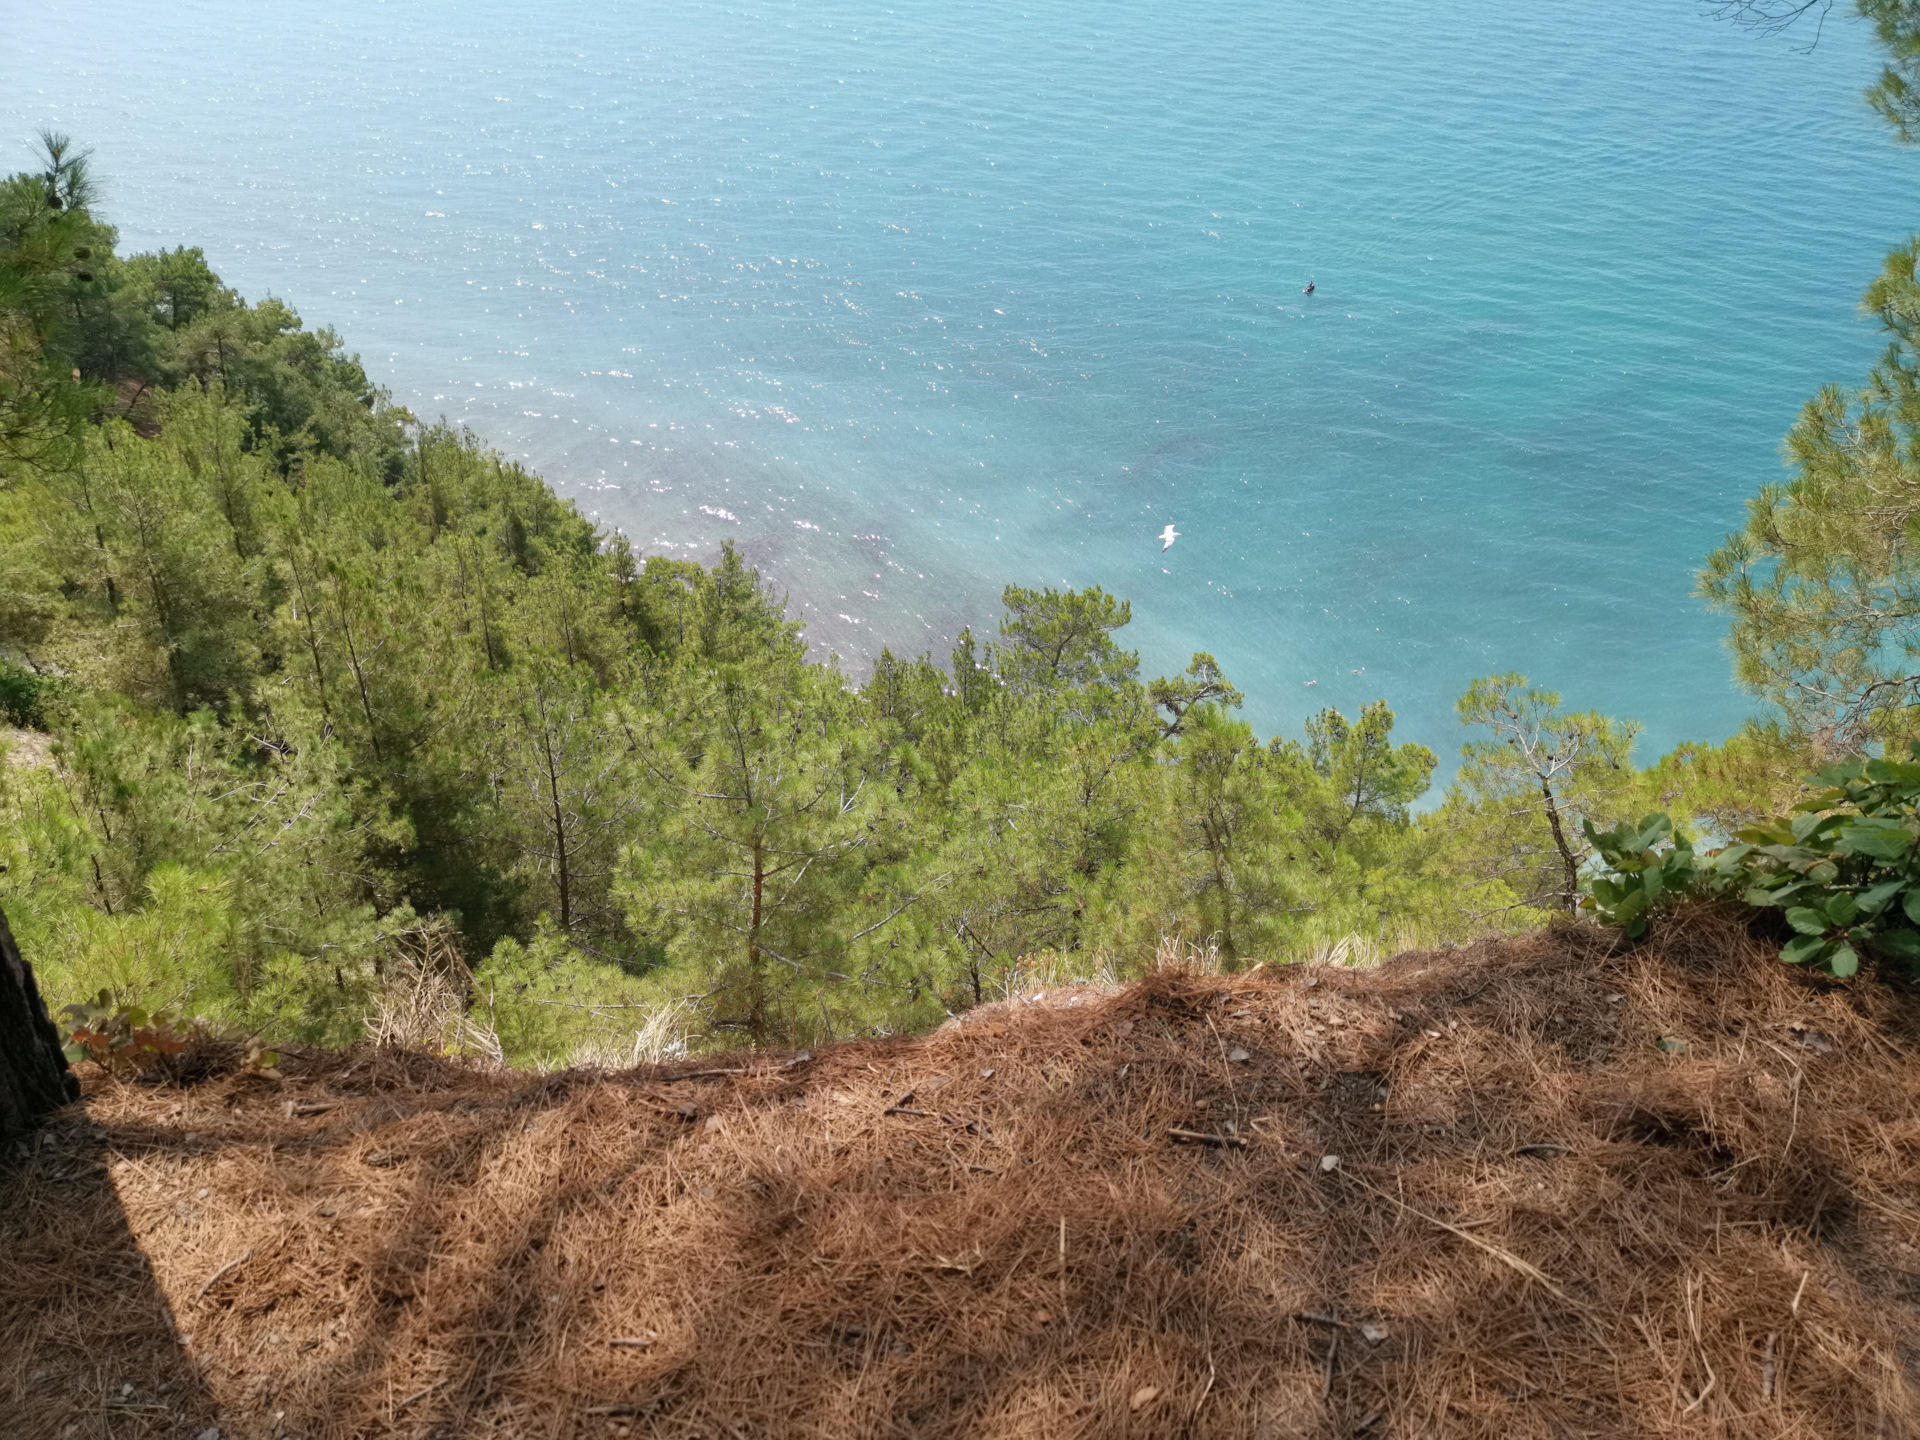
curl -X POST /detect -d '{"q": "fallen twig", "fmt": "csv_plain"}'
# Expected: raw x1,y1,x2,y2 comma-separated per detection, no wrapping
1682,1272,1717,1413
1345,1172,1575,1304
1514,1143,1565,1158
885,1104,989,1136
1058,1217,1068,1327
1296,1311,1350,1329
608,1336,656,1349
1190,1354,1217,1422
285,1100,336,1118
194,1248,255,1303
1168,1127,1249,1149
396,1378,446,1410
668,1051,813,1083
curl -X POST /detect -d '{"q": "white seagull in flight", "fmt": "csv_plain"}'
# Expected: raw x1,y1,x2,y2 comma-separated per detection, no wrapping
1158,523,1180,553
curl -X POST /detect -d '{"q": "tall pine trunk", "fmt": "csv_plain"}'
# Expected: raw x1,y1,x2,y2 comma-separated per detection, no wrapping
0,901,79,1145
748,834,766,1042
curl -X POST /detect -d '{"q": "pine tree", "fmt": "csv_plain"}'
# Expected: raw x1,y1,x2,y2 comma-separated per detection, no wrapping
1167,705,1289,961
1700,242,1920,754
623,663,889,1043
1452,675,1639,912
485,657,630,940
994,583,1138,696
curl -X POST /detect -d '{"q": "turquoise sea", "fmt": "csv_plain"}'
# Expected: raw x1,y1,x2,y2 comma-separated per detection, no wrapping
7,0,1918,764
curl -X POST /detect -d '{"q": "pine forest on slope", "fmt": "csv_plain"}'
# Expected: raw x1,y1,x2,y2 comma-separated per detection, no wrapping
6,72,1920,1063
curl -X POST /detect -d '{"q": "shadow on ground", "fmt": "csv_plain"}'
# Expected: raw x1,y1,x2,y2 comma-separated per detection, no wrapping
1,1103,222,1439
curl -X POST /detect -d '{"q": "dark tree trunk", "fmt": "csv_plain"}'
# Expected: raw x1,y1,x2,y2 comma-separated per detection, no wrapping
0,900,79,1145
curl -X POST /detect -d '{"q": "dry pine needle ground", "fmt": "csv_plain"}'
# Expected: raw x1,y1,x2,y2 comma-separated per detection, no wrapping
5,904,1920,1438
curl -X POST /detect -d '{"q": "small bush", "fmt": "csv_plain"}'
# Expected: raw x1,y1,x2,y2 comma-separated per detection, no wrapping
59,989,278,1080
1580,814,1723,940
0,659,51,728
59,991,193,1073
1581,749,1920,977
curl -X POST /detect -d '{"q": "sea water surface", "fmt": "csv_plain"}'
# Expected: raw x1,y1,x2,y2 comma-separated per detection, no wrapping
6,0,1917,764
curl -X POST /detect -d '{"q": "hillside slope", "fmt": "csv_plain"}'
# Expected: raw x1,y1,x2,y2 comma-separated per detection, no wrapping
5,908,1919,1438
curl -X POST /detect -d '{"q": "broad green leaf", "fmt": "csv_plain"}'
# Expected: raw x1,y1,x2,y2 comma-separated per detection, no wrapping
1655,1035,1689,1055
1781,934,1831,965
1859,879,1907,915
1904,887,1920,926
1791,812,1825,843
1875,928,1920,958
1826,892,1860,926
1643,865,1665,904
1828,943,1859,978
1785,907,1831,936
1614,888,1648,922
1807,861,1840,884
1836,820,1914,862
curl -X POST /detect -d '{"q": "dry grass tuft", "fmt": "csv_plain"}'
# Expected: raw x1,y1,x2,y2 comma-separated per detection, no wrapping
568,1001,693,1071
364,924,500,1064
5,903,1920,1437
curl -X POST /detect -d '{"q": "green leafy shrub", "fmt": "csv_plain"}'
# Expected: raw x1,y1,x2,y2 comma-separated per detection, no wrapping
58,990,192,1072
1579,814,1721,939
0,659,51,727
1724,755,1920,977
1581,751,1920,977
59,989,281,1079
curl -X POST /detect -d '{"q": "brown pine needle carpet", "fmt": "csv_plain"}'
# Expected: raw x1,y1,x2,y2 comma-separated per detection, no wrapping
5,905,1919,1438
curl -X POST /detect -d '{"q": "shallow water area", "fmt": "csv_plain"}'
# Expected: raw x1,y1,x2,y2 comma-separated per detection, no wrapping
9,0,1917,761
